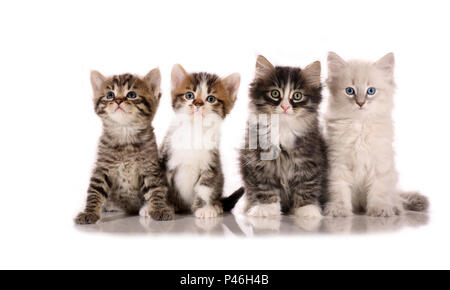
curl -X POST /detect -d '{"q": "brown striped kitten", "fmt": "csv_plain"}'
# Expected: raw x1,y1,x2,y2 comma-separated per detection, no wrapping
74,69,174,224
160,64,241,218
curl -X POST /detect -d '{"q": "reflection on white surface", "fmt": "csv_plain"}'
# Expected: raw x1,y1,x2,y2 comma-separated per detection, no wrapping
75,211,429,236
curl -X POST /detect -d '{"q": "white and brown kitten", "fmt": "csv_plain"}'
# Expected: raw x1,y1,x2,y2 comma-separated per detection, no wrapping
324,52,429,217
75,70,174,224
160,64,241,218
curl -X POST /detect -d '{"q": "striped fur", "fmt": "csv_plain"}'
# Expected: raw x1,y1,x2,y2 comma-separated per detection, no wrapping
75,69,173,224
237,56,327,217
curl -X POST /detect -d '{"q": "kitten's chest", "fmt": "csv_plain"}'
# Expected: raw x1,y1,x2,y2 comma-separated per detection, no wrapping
264,150,298,187
165,116,221,205
339,121,390,153
277,116,306,149
166,119,219,176
167,140,215,206
110,151,142,191
331,120,394,172
168,149,213,200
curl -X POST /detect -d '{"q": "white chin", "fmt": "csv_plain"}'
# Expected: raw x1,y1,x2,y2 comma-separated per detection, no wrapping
110,112,129,123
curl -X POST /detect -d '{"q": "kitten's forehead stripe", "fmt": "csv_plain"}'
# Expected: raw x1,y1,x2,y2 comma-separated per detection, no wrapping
191,72,219,93
110,74,137,91
274,66,304,90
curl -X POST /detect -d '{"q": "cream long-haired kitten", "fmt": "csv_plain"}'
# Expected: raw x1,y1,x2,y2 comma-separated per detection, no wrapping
324,52,429,217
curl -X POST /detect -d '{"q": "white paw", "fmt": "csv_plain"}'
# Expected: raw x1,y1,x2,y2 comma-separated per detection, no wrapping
195,205,220,219
247,203,281,218
294,204,322,219
139,205,150,217
367,204,402,217
324,202,353,217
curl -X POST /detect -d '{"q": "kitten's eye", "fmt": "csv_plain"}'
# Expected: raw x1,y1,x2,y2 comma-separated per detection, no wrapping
292,92,303,102
206,95,216,103
345,87,355,95
367,87,377,95
271,90,281,99
185,92,195,100
127,91,137,99
106,91,115,100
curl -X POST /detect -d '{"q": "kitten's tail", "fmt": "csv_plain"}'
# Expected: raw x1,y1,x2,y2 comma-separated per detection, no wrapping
400,191,429,212
221,187,245,212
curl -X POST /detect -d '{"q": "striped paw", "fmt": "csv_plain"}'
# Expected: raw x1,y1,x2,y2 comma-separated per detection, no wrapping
74,212,100,225
142,206,174,221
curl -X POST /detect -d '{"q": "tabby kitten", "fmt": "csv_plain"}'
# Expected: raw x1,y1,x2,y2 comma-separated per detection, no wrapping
236,55,327,218
160,64,241,218
75,69,173,224
324,52,429,217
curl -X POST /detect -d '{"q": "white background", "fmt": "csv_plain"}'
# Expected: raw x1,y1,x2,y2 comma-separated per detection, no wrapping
0,0,449,269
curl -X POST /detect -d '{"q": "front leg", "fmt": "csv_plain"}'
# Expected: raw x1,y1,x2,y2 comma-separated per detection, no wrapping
245,185,282,218
324,165,353,217
240,151,281,218
366,174,402,217
139,160,174,221
192,166,224,219
75,168,110,224
291,160,323,219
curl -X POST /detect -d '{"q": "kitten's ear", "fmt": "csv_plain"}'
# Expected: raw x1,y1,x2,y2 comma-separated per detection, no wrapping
327,52,347,74
255,55,274,79
144,68,162,97
90,70,105,95
222,73,241,101
171,64,188,90
375,53,395,76
302,61,321,88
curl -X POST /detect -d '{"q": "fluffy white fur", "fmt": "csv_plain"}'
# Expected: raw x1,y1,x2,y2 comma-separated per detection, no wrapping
139,205,151,217
194,205,220,218
247,202,282,217
294,204,322,219
324,52,404,217
166,112,223,211
233,192,283,218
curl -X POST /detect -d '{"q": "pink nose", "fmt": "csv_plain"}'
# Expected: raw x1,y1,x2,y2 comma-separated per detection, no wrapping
281,105,290,112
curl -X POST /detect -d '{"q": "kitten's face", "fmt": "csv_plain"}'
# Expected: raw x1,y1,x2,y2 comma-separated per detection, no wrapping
249,56,322,120
90,69,161,125
326,52,396,114
171,64,240,119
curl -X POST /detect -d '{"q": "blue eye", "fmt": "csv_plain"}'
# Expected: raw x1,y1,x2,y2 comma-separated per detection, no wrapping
206,95,216,103
127,91,137,99
106,91,115,100
367,87,377,95
345,87,355,95
185,92,195,100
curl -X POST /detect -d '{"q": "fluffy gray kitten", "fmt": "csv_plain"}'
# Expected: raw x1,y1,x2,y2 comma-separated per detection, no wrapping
235,56,327,218
75,70,173,224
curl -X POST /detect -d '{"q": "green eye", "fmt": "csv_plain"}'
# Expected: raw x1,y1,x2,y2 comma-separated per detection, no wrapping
271,90,281,99
292,92,303,101
206,95,216,103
